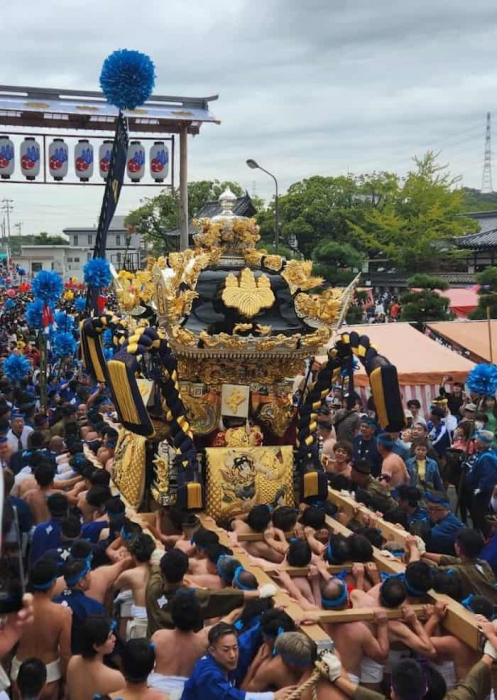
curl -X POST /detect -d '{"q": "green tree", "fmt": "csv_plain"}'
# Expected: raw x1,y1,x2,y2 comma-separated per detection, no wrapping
262,175,363,259
34,232,68,245
400,273,452,322
468,267,497,319
350,153,478,271
125,180,246,254
312,240,364,286
461,187,497,213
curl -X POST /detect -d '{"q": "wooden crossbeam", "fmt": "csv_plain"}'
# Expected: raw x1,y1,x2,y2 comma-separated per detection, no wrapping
198,514,333,649
327,487,409,546
237,531,293,542
318,604,427,624
325,499,482,650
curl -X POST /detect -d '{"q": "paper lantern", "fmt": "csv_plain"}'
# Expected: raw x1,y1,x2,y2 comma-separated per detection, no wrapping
20,137,41,180
150,141,169,182
127,140,145,182
99,139,113,179
0,136,15,179
48,139,69,181
74,139,94,182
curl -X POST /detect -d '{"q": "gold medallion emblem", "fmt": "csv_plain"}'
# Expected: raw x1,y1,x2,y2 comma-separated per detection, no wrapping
222,268,275,318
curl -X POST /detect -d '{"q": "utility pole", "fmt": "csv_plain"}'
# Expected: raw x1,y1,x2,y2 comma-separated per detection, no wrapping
1,199,13,262
482,112,493,193
14,222,22,237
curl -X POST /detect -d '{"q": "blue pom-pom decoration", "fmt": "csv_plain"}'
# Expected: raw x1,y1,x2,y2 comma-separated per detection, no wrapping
53,331,77,359
26,299,46,329
74,297,87,312
84,258,112,289
4,299,15,310
100,49,155,110
17,267,26,276
466,363,497,397
54,311,74,332
32,270,63,303
3,354,30,382
104,348,114,362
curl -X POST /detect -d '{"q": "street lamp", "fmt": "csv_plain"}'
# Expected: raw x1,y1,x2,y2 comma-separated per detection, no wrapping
246,159,279,253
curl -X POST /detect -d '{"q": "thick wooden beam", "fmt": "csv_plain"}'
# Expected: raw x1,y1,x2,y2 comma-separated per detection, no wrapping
327,488,409,546
198,515,333,649
318,604,427,624
237,531,293,542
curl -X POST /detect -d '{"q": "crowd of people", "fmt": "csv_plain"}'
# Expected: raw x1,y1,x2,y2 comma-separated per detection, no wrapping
1,298,497,700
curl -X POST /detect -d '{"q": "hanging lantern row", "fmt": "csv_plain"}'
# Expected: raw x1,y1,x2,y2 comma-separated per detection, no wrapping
0,136,169,183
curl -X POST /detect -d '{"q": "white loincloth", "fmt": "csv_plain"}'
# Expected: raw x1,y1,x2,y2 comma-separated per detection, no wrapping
11,656,61,683
148,673,187,700
0,664,10,691
360,657,384,684
126,605,148,640
431,660,456,691
116,589,134,619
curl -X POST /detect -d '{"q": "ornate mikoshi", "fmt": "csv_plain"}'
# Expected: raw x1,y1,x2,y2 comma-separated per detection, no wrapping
81,187,405,513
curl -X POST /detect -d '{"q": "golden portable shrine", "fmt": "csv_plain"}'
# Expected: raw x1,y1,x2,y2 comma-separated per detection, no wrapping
80,188,405,516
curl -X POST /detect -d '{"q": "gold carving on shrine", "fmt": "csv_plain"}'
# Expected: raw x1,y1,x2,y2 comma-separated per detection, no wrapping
222,268,275,318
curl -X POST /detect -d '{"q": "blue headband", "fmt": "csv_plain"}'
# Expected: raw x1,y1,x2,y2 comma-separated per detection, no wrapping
326,543,338,564
66,560,91,586
377,434,395,447
321,580,348,609
233,566,257,591
120,526,133,542
33,575,57,591
216,554,232,581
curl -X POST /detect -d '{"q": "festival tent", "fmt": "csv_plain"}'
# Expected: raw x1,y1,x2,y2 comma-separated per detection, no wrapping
409,287,478,318
440,288,478,319
323,322,475,413
426,320,497,363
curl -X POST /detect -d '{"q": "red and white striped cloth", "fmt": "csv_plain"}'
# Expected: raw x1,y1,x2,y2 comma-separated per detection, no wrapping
356,384,440,418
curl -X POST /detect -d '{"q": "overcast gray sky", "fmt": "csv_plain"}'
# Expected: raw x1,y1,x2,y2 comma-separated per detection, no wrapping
2,0,497,235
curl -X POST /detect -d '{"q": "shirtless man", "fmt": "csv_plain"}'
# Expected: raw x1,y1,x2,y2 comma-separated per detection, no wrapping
12,558,71,700
241,610,297,691
52,538,132,604
231,505,286,564
377,433,409,489
297,563,390,683
173,512,201,556
23,462,57,525
110,639,163,700
351,577,435,687
150,589,241,699
188,528,220,576
423,601,480,688
243,631,346,700
113,532,155,639
66,614,124,700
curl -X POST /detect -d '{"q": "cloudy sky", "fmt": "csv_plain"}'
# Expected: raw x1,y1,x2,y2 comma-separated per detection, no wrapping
2,0,497,235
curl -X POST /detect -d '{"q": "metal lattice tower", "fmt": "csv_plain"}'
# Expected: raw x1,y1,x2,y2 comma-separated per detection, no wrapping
482,111,493,193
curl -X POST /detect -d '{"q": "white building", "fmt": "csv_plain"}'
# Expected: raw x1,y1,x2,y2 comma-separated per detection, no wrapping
12,244,87,281
11,215,144,282
63,215,143,269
